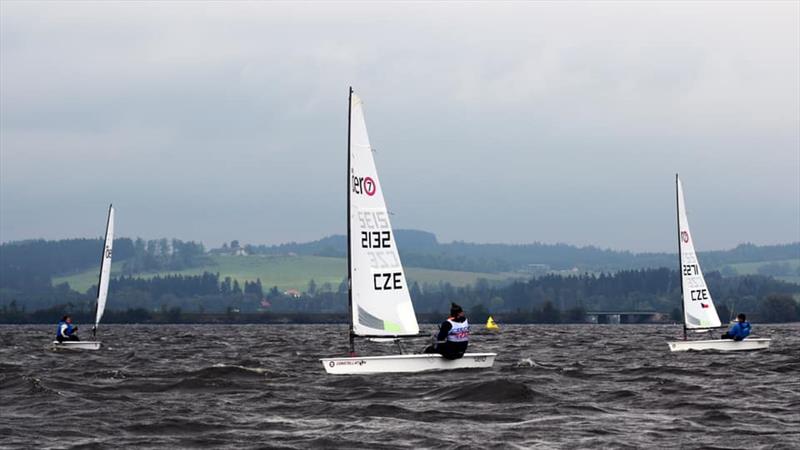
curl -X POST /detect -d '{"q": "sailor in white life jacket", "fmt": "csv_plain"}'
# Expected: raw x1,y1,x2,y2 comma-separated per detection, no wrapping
423,303,469,359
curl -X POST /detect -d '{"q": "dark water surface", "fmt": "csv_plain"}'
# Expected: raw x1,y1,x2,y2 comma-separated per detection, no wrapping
1,323,798,449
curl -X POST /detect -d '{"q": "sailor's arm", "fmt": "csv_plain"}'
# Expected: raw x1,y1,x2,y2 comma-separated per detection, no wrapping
436,321,452,342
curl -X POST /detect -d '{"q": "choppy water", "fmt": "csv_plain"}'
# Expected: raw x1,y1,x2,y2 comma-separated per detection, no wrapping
1,323,798,449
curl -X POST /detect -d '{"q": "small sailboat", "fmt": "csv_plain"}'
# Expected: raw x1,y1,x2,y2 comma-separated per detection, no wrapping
320,89,496,374
667,177,770,352
53,204,114,351
486,316,500,331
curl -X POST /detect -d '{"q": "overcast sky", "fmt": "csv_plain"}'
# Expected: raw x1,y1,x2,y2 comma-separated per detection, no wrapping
1,1,798,252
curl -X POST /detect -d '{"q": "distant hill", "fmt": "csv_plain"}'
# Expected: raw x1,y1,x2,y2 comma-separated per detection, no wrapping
241,230,800,274
2,232,798,291
3,234,798,318
52,254,517,294
241,229,438,258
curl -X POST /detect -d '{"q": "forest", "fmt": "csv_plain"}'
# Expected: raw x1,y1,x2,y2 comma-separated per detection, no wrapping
241,230,800,272
1,236,798,324
1,268,798,324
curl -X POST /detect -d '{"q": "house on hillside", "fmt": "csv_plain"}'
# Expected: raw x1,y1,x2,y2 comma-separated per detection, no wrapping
212,247,247,256
210,241,248,256
284,289,301,298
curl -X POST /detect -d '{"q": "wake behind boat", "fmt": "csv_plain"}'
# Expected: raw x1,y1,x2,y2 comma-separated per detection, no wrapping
667,176,770,352
320,88,496,374
53,204,114,351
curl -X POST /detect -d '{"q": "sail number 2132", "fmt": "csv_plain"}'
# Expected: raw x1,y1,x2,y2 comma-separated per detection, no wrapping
361,231,391,249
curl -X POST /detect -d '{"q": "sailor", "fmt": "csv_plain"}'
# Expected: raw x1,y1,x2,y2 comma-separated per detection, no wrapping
56,315,80,343
424,302,469,360
721,313,751,341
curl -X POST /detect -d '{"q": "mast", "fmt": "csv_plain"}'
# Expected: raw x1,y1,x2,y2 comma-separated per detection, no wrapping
346,87,355,355
93,203,113,338
675,175,686,341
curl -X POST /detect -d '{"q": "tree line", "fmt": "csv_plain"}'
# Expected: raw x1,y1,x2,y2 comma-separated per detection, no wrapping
0,238,208,289
229,231,800,273
2,268,798,324
120,238,208,274
3,236,797,289
0,238,135,291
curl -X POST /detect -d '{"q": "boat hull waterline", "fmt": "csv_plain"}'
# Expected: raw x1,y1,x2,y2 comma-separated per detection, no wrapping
667,338,771,352
51,341,102,351
320,352,497,374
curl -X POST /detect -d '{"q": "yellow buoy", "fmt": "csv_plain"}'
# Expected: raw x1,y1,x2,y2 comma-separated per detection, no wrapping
486,315,500,331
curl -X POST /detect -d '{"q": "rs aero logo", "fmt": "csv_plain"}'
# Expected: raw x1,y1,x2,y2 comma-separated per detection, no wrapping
681,231,690,243
330,360,366,367
352,175,376,196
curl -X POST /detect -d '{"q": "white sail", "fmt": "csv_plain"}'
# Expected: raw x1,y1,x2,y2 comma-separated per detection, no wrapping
94,204,114,331
676,177,721,329
320,89,498,372
349,92,419,336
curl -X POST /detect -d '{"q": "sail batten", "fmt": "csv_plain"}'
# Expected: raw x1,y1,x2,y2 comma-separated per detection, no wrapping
677,178,721,329
348,92,419,337
94,205,114,333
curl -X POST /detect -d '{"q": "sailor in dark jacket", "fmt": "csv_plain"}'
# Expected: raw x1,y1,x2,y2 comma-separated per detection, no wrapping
721,313,752,341
56,315,80,343
424,303,469,360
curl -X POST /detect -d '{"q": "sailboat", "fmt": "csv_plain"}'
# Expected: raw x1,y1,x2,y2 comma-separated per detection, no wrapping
667,177,770,352
320,88,497,374
53,204,114,351
486,316,500,331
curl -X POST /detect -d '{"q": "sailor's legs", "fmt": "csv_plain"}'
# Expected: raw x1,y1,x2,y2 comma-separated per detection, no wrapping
421,342,467,360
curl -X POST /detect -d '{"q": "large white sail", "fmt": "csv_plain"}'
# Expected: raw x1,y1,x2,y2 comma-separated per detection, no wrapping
348,92,419,336
676,177,721,329
94,204,114,332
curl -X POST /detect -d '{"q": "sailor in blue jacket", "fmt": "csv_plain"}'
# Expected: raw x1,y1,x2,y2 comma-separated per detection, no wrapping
721,313,751,341
56,315,80,342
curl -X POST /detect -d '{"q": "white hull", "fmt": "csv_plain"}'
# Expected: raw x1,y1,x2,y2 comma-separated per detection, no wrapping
321,352,497,374
667,338,771,352
51,341,101,350
690,328,723,334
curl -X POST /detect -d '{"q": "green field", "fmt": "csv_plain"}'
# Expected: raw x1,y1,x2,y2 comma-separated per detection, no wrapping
54,255,519,293
725,259,800,285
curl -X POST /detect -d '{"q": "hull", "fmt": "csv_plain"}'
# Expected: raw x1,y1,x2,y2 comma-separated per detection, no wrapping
51,341,101,351
321,352,497,374
667,338,770,352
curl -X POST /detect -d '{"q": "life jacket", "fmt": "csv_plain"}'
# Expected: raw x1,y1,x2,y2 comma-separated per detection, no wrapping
56,321,73,338
446,318,469,343
737,321,751,339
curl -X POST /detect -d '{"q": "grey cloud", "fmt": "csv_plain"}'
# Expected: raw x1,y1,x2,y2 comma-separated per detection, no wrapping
1,1,798,251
